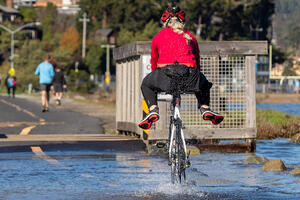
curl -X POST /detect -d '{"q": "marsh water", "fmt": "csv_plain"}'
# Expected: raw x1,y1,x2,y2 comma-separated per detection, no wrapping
0,104,300,200
257,103,300,116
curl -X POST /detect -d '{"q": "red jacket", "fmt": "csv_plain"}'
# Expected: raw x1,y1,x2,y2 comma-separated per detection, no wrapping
150,27,200,71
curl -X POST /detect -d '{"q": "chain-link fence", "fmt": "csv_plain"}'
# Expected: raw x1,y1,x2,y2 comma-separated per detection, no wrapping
158,56,247,131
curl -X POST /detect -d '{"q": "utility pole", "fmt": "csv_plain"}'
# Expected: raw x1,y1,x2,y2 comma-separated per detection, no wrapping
250,25,263,40
79,12,90,58
101,44,115,91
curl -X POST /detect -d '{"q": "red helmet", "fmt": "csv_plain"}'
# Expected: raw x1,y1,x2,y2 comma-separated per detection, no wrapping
161,6,185,23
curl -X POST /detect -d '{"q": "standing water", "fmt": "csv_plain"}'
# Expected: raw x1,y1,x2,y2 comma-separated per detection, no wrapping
0,104,300,200
257,103,300,116
0,139,299,200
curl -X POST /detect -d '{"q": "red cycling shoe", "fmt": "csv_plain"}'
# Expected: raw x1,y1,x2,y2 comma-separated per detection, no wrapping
200,107,224,125
138,107,159,129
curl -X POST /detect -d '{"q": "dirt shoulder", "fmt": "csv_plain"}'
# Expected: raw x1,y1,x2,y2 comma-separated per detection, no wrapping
257,93,300,103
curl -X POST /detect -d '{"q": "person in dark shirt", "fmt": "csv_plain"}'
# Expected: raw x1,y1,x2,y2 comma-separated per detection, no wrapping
5,74,17,98
52,66,67,105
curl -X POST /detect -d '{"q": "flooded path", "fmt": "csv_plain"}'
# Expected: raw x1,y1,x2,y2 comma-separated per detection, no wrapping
0,138,299,200
0,103,299,199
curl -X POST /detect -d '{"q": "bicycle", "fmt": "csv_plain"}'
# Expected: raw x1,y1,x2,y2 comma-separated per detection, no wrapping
167,89,190,184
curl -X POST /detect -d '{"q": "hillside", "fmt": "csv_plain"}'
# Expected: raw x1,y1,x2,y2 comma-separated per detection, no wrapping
274,0,300,52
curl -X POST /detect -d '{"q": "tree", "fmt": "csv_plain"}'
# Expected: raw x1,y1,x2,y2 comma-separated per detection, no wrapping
84,46,104,74
0,30,11,59
274,0,300,51
10,40,44,91
181,0,274,41
52,47,73,69
135,20,161,41
117,29,135,46
287,25,300,50
272,46,288,64
60,27,80,54
181,0,230,40
244,0,274,41
282,59,297,76
39,3,58,49
41,16,55,45
78,0,162,32
19,7,37,22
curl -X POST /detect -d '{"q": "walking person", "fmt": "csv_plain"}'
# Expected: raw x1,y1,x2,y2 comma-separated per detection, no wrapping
12,76,17,98
35,55,55,112
139,5,224,130
0,74,2,90
5,74,16,98
51,66,67,105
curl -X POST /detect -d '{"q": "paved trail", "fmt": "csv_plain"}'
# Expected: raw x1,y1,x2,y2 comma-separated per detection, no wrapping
0,95,137,150
0,95,103,136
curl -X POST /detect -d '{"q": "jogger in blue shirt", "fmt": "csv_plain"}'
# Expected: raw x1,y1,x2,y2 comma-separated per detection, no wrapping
35,55,54,112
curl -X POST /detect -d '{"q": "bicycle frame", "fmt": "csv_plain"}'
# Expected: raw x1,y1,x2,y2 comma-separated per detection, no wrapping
168,100,188,161
168,95,189,183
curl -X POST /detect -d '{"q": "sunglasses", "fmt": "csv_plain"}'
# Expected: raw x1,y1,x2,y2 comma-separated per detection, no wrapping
167,17,185,25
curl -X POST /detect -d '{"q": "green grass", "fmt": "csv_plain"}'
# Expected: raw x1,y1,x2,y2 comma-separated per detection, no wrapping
256,109,300,139
256,109,299,126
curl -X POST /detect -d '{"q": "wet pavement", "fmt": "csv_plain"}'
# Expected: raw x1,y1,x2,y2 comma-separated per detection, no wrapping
1,97,300,199
0,139,300,200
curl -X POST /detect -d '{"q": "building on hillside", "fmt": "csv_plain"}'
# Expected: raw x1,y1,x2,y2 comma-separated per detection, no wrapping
270,63,284,77
90,29,118,45
12,0,80,14
33,0,79,7
1,1,39,39
34,0,80,14
291,56,300,76
256,55,269,84
57,0,80,15
12,0,36,7
0,5,20,23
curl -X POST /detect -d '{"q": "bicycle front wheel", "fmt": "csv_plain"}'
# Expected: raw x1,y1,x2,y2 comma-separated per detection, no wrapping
176,124,186,183
170,126,177,184
170,123,186,184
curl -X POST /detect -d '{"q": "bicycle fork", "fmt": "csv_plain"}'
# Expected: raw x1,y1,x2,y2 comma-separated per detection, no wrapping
168,106,190,168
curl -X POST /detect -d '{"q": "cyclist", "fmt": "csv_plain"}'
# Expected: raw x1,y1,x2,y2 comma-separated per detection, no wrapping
139,6,224,130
